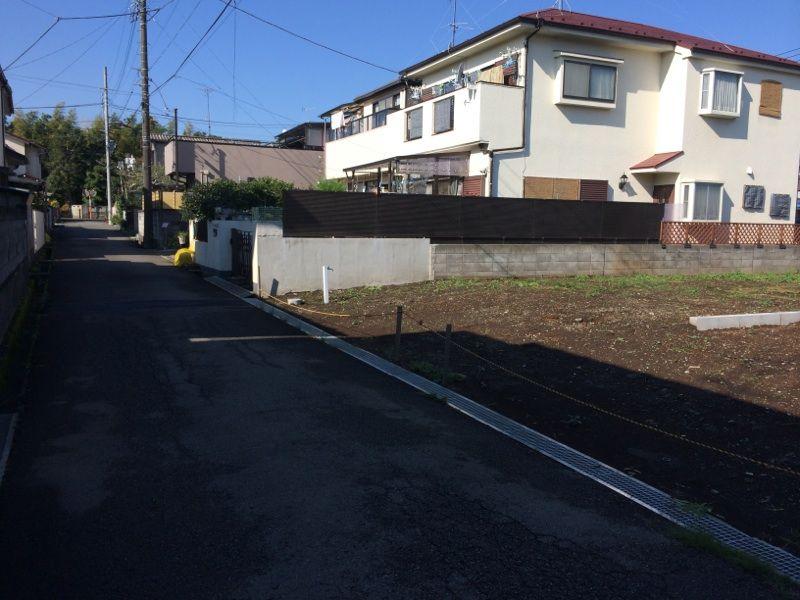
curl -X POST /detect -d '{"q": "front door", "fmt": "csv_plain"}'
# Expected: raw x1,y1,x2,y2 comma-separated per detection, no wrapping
652,184,675,204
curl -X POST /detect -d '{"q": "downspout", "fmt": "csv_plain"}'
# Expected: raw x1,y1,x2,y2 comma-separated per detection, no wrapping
487,21,542,195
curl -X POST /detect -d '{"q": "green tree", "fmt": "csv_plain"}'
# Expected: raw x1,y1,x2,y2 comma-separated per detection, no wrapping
313,179,347,192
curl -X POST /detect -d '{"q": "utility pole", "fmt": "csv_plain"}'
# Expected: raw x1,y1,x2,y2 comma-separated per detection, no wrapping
139,0,154,247
102,66,113,224
202,87,213,135
173,107,178,175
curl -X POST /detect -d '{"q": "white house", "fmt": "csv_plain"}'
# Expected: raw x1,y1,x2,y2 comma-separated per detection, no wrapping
322,8,800,224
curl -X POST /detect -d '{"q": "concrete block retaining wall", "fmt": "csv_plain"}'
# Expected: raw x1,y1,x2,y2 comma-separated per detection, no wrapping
431,244,800,278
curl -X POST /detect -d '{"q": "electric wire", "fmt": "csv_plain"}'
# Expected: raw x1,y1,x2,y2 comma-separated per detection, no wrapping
152,0,234,93
226,3,398,74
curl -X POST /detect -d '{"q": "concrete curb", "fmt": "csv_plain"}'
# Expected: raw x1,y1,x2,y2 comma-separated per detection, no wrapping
690,310,800,331
0,413,18,488
206,276,800,582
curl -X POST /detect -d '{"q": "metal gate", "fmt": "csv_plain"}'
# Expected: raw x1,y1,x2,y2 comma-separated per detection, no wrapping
230,228,253,281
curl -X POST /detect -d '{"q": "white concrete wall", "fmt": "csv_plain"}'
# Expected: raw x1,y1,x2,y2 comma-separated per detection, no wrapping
669,55,800,223
193,219,256,273
325,32,528,180
495,31,664,201
32,210,45,253
252,227,432,295
654,49,689,153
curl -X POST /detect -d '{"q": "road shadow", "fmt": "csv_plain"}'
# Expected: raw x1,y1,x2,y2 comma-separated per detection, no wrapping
309,319,800,555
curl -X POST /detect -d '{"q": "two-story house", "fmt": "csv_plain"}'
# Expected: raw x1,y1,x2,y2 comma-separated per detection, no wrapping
322,8,800,224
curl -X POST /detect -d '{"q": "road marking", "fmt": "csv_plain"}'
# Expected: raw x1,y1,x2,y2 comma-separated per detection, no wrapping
189,335,321,342
206,276,800,582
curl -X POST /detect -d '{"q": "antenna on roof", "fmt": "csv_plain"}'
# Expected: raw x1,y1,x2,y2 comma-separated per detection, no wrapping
448,0,469,50
553,0,572,10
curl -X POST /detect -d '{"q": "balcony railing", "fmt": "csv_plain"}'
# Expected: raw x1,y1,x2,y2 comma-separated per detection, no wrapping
327,108,398,142
661,221,800,246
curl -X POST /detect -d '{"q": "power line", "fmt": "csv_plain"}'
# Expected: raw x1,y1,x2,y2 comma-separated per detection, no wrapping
227,3,398,74
7,20,110,71
17,16,122,103
152,0,234,93
110,102,293,128
112,21,138,99
15,101,102,110
5,19,59,69
150,0,203,67
776,46,800,56
10,74,128,93
5,2,165,71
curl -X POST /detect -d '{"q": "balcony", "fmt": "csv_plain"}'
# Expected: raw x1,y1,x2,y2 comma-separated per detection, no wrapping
324,82,524,180
327,108,399,142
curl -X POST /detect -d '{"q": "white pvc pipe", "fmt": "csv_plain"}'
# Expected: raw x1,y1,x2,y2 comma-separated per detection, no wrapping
322,265,330,304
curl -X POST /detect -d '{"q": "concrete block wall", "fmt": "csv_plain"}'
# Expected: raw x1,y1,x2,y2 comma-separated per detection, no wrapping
431,243,800,278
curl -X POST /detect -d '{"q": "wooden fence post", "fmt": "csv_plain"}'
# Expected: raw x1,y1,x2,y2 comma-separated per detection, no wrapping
394,306,403,356
443,323,452,373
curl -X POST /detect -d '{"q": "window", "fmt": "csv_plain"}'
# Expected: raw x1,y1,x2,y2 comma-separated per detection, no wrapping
681,184,690,219
372,94,400,114
371,94,399,128
433,97,454,134
759,80,782,118
406,108,422,140
699,69,742,117
691,182,723,221
563,60,616,103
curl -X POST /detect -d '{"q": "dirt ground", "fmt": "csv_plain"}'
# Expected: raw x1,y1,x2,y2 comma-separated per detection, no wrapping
275,272,800,555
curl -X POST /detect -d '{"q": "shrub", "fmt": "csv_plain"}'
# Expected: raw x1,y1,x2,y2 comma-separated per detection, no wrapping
181,177,293,221
313,179,347,192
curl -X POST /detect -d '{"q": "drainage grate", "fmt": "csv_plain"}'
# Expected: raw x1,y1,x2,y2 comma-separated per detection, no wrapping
210,278,800,583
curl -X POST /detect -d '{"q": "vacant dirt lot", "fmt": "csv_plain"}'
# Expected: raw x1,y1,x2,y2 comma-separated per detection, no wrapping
276,272,800,554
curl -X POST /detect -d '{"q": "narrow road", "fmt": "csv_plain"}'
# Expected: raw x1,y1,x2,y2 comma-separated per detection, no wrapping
0,222,779,599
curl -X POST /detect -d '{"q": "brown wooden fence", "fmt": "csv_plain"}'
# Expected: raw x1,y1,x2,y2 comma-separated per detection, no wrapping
660,222,800,246
283,190,664,242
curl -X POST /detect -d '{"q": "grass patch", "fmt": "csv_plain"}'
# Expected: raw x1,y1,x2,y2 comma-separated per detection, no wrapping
671,528,796,593
432,277,486,292
332,285,384,304
408,360,465,385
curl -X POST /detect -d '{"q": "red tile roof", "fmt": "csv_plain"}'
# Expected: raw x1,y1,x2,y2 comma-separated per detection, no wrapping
630,151,684,171
521,8,800,70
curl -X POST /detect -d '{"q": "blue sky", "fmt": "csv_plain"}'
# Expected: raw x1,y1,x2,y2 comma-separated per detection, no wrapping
2,0,799,140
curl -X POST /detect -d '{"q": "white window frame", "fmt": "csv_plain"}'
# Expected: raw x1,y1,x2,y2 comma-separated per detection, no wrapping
553,51,623,109
699,68,744,118
679,180,724,222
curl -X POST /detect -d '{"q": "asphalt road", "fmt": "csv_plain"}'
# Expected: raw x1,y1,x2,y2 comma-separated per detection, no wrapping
0,221,781,599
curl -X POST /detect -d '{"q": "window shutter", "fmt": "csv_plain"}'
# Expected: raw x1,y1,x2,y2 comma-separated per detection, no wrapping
407,109,422,140
462,175,484,197
580,179,608,201
770,194,791,219
742,185,765,211
760,80,782,118
523,177,554,199
433,97,454,133
553,178,580,200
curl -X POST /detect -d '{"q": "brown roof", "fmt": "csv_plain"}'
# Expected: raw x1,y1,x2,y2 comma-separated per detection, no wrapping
401,8,800,76
630,151,684,170
521,8,800,70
